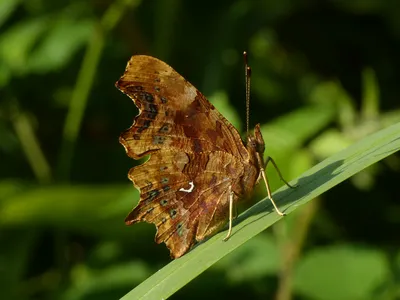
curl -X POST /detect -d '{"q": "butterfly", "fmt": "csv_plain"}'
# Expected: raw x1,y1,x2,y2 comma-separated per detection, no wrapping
116,54,294,258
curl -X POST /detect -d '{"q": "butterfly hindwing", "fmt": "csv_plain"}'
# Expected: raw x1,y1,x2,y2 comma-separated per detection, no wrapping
125,150,244,258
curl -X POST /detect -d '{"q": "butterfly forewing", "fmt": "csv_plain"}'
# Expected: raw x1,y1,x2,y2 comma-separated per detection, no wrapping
117,55,249,160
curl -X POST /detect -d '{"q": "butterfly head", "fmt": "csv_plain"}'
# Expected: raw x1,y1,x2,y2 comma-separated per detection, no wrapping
247,123,265,156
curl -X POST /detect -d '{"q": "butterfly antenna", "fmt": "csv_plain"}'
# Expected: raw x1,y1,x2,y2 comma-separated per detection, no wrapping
244,51,251,138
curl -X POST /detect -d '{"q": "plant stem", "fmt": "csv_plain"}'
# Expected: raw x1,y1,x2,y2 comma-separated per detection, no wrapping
12,102,52,184
57,0,140,181
275,199,319,300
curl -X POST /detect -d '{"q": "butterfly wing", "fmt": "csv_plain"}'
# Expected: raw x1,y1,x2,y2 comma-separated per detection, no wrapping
117,55,256,258
116,55,249,160
125,151,244,258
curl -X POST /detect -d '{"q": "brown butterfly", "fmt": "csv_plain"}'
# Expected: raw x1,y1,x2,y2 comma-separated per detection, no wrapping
116,54,294,258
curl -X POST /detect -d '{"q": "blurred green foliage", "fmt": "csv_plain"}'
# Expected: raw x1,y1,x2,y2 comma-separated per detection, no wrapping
1,0,400,299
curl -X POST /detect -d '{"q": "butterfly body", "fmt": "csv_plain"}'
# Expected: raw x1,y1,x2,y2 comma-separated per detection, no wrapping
117,55,272,258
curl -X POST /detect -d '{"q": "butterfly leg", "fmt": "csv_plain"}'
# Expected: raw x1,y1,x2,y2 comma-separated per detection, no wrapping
259,155,293,216
261,156,297,215
260,166,285,216
223,186,234,241
264,156,296,189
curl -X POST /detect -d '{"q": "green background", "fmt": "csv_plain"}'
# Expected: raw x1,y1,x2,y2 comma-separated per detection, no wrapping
1,0,400,299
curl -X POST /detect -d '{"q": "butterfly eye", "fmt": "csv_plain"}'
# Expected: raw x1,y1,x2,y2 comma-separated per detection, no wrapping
247,136,255,147
161,97,168,103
